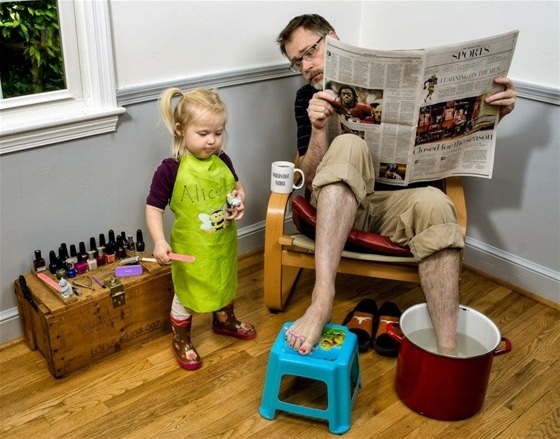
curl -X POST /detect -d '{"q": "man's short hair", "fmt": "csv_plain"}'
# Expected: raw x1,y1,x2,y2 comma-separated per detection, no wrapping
277,14,335,57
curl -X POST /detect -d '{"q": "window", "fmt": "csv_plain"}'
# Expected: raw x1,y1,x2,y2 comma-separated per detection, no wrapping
0,0,125,155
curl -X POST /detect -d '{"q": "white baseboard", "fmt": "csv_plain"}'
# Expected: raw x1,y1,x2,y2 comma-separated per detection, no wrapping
0,309,21,345
464,237,560,305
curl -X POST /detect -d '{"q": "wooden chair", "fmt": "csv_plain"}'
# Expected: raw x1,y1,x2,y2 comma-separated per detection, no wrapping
263,161,467,312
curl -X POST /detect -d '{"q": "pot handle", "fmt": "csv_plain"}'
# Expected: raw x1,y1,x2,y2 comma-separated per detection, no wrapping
493,336,512,356
386,322,405,343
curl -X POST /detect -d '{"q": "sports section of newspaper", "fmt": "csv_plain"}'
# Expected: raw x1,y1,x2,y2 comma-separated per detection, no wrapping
323,31,518,185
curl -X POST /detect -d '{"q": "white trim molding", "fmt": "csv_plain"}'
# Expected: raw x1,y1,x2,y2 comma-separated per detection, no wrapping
515,80,560,106
464,237,560,305
117,64,296,106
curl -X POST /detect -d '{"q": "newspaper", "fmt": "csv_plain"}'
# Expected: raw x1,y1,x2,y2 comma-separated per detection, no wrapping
323,30,519,185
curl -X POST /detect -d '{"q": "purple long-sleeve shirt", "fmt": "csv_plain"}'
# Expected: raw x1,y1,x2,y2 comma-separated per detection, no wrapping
146,152,239,210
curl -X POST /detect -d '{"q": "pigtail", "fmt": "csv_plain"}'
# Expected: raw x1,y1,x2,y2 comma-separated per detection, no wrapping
159,87,184,160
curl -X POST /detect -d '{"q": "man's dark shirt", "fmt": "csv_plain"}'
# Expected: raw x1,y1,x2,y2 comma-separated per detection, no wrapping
294,84,316,158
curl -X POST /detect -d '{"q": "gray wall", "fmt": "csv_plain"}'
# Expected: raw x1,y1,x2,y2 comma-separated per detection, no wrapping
1,1,558,343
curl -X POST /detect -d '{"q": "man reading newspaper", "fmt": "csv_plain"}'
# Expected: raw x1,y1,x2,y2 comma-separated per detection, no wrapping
277,14,516,357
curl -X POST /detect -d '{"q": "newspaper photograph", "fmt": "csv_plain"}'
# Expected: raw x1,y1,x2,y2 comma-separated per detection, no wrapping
323,30,519,185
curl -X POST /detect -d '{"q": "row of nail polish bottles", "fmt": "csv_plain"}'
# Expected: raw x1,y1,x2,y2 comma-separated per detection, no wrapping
37,229,146,277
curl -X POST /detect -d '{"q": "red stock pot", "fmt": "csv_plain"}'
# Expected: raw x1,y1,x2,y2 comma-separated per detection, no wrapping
387,304,511,421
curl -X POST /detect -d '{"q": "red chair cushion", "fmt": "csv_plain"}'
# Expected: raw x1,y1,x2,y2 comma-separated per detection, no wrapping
291,195,414,257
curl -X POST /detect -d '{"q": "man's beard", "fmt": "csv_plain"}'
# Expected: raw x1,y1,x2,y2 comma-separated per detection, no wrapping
307,69,324,90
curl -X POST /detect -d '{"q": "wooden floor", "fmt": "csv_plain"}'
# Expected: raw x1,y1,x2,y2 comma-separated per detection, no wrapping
1,251,559,438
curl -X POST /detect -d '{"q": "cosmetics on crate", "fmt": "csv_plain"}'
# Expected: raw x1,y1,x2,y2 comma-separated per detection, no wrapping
33,250,46,273
48,250,57,274
135,229,145,252
79,241,88,262
55,258,66,280
87,251,97,270
75,254,88,275
96,246,107,267
32,227,146,279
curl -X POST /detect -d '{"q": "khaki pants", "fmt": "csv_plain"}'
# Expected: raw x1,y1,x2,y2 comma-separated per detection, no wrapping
311,134,464,262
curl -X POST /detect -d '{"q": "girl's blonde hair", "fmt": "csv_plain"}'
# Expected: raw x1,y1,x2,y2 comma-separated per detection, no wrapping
159,87,228,160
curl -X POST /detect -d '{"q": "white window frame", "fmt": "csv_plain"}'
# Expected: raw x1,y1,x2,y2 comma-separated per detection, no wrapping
0,0,125,155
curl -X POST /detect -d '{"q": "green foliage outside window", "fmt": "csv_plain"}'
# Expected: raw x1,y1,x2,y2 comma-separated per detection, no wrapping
0,0,65,99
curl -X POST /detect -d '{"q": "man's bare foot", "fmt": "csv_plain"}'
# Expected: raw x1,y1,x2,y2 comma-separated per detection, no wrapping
285,301,332,355
437,343,458,357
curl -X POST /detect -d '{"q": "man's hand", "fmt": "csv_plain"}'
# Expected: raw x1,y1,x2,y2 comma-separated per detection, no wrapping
307,91,339,129
485,77,516,119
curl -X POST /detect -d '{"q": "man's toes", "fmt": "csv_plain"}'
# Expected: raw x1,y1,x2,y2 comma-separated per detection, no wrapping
298,340,314,355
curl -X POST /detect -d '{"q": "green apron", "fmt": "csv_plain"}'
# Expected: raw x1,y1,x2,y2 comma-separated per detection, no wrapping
169,154,238,313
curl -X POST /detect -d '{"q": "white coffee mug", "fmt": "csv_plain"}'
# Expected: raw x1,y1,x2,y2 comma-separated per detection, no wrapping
270,161,305,194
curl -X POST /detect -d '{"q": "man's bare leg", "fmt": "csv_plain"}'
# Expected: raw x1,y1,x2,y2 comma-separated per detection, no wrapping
418,248,461,355
286,182,357,354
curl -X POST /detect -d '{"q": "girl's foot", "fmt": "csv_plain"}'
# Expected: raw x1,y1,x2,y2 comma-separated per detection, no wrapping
171,316,202,370
212,301,256,340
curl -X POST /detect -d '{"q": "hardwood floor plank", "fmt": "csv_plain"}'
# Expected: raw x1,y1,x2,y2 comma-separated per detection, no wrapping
526,405,560,439
501,387,560,438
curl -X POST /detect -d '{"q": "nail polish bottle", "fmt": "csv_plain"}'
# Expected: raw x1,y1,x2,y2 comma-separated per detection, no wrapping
116,236,126,259
87,251,98,271
68,244,78,265
48,250,57,274
108,230,116,249
33,250,47,272
99,233,107,249
61,243,69,261
79,241,88,262
105,242,116,264
120,231,127,247
127,235,135,252
66,261,77,278
75,254,88,274
89,237,98,258
55,257,67,280
98,233,106,264
58,245,68,262
96,246,107,267
136,229,145,252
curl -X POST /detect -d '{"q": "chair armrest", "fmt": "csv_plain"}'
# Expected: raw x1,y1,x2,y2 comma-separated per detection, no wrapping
265,192,291,246
264,191,293,311
264,191,292,272
445,176,467,239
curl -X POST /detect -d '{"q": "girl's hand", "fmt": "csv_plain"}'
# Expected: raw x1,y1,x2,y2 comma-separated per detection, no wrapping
153,240,172,264
226,189,245,221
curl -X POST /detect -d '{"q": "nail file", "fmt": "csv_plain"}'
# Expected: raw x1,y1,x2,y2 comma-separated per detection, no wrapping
37,272,62,292
168,252,195,263
119,256,140,265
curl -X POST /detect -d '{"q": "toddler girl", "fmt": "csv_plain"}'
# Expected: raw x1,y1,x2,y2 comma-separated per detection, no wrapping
146,88,256,370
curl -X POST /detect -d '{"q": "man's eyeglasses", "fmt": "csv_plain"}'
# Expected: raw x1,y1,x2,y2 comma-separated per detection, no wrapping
289,36,324,73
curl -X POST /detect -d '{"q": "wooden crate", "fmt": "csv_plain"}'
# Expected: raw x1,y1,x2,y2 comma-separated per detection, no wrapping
14,257,174,378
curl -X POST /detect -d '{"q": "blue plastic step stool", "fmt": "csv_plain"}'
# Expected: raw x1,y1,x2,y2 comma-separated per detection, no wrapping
259,322,362,434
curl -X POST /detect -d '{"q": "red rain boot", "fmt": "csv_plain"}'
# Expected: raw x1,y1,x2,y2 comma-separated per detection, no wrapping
212,301,256,340
171,315,202,370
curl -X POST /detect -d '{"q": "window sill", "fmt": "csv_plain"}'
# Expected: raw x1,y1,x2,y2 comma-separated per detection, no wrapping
0,105,126,155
